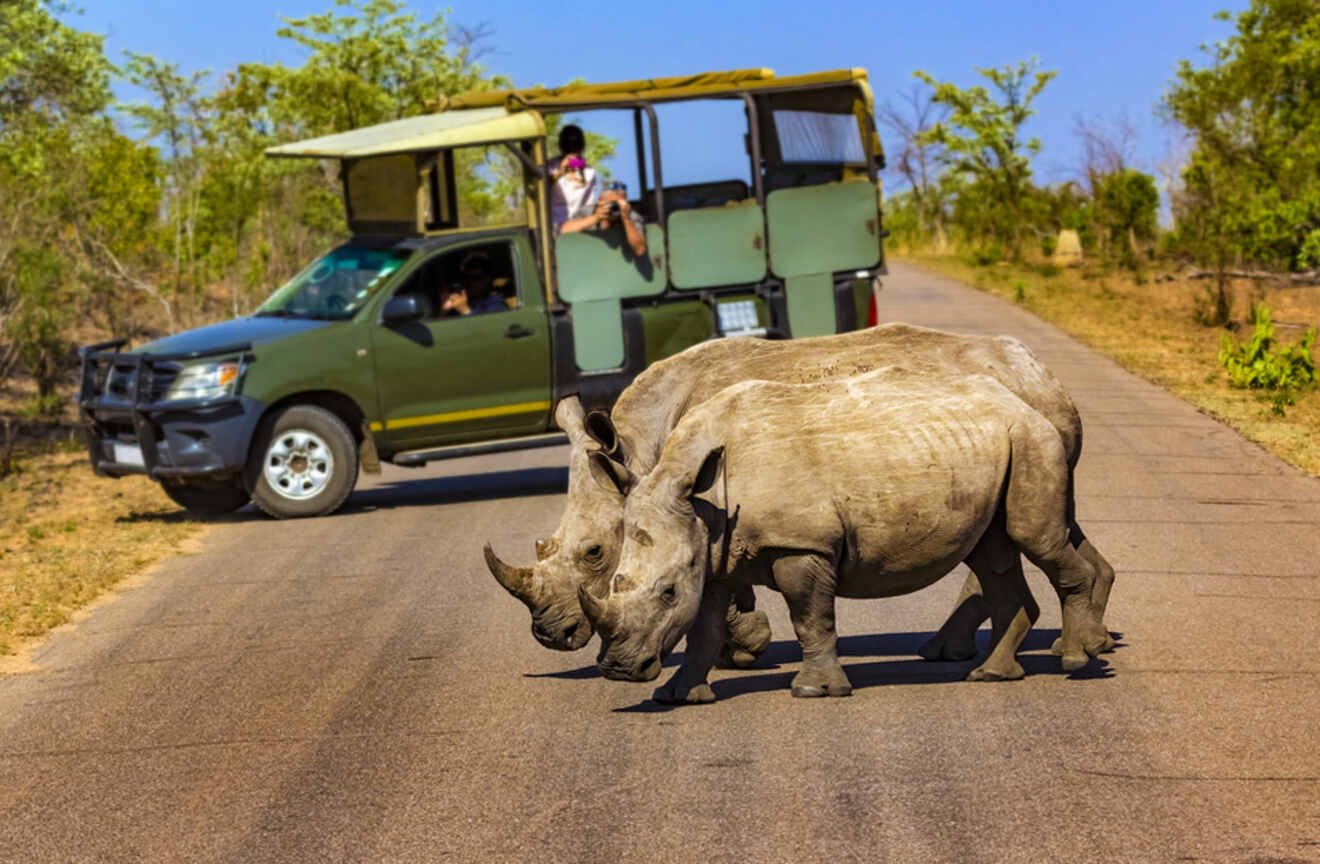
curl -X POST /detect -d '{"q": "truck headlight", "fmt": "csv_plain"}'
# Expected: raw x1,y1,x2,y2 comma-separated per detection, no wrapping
166,361,241,401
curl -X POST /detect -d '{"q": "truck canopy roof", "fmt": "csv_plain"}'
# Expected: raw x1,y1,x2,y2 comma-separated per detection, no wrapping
264,106,546,160
439,68,870,111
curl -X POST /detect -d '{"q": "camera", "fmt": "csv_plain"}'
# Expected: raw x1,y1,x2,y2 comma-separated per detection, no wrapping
608,201,620,216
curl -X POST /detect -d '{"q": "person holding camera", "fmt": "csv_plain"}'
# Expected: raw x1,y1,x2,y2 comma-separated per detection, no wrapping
560,181,648,258
548,124,599,233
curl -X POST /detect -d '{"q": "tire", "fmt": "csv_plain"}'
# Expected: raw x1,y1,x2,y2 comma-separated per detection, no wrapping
249,405,358,519
161,478,251,516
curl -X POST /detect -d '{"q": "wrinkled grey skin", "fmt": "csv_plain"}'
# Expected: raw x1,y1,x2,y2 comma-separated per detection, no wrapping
486,323,1116,663
584,371,1112,703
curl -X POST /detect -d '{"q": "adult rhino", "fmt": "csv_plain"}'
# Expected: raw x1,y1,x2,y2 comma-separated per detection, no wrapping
484,323,1115,663
582,371,1113,702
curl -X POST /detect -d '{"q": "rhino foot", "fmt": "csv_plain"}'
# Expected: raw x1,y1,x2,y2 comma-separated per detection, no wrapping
967,660,1024,682
790,666,852,698
917,632,978,662
1050,633,1114,656
652,682,716,705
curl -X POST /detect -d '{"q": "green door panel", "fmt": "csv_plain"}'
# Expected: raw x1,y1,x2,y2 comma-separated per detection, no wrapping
557,224,667,372
640,300,717,364
766,180,881,278
785,272,836,338
556,225,668,301
571,299,625,371
668,203,767,289
370,304,552,448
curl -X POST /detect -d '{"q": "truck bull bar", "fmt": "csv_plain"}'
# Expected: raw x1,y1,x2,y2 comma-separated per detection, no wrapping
77,339,255,478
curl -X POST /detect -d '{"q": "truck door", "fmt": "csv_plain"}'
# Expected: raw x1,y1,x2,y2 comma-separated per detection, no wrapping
369,238,552,450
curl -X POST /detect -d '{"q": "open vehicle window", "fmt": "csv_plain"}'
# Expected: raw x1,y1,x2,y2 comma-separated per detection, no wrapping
773,110,867,165
392,241,519,320
256,244,411,320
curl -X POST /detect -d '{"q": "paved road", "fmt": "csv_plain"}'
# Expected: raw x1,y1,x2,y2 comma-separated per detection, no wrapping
2,262,1318,864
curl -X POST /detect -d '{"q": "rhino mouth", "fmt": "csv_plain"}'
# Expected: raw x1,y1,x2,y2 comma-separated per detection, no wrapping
532,617,591,651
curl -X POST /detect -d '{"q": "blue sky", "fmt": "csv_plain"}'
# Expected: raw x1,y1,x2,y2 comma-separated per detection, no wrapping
75,0,1237,195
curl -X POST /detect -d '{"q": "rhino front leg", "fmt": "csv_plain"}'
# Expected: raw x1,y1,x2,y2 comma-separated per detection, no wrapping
652,580,731,705
917,571,989,662
775,553,852,698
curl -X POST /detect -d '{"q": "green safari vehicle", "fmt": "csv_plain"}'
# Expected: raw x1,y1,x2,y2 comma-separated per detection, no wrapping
77,67,888,519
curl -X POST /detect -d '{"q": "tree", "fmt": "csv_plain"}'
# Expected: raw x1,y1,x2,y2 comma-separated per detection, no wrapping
914,58,1057,257
1096,169,1159,269
878,82,950,248
1164,0,1320,272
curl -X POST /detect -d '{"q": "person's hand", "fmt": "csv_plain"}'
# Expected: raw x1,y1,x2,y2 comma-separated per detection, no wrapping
442,290,470,315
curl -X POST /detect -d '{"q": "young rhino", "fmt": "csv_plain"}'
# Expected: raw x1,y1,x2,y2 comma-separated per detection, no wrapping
485,324,1117,666
581,371,1112,703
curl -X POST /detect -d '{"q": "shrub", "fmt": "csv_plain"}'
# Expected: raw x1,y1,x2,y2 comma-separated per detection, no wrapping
971,242,1004,266
1219,303,1318,415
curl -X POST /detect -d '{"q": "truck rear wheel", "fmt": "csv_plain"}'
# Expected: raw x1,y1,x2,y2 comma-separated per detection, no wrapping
161,478,250,516
250,405,358,519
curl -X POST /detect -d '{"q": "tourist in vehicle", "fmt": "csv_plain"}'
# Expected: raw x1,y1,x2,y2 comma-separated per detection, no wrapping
441,251,509,316
560,181,647,257
548,124,599,232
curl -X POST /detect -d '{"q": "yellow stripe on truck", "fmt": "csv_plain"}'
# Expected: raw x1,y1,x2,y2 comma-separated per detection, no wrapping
374,400,551,432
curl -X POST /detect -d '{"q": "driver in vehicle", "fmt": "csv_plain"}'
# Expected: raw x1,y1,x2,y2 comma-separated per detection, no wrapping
441,251,509,316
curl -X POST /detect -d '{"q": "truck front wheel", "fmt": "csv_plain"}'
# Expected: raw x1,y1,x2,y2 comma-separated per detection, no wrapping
250,405,359,519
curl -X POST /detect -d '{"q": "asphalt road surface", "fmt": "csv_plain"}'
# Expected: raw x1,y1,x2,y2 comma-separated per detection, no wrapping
3,262,1318,864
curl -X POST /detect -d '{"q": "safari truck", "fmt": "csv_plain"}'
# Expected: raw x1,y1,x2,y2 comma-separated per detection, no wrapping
76,67,887,519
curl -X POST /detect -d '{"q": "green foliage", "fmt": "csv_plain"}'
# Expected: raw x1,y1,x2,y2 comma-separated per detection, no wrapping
914,58,1056,256
1164,0,1320,272
1193,281,1233,327
6,244,70,402
1219,303,1318,414
1096,169,1158,268
1012,280,1028,303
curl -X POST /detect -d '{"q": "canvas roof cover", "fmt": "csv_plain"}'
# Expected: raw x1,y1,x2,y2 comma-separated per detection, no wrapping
264,107,545,159
438,68,869,111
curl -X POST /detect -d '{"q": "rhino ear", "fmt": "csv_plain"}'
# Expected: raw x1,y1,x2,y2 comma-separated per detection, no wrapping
554,396,586,441
589,449,635,497
689,446,725,499
584,410,625,463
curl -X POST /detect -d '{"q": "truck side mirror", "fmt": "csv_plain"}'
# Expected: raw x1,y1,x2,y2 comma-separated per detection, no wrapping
383,294,430,323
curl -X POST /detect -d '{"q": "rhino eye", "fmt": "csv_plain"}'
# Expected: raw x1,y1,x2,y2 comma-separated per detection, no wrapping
586,545,602,559
660,584,677,604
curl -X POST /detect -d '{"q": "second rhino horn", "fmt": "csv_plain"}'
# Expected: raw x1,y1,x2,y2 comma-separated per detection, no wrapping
535,537,559,562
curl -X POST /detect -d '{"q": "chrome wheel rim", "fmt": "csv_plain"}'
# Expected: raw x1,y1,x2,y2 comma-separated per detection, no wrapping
263,428,334,501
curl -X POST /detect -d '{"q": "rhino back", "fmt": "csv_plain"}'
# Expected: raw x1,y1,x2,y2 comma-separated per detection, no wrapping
611,324,1081,476
659,374,1026,595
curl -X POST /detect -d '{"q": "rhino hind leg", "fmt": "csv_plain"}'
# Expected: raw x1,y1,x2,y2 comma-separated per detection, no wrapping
717,599,772,669
1048,531,1117,656
966,526,1040,682
1003,423,1110,672
917,571,989,662
774,553,852,698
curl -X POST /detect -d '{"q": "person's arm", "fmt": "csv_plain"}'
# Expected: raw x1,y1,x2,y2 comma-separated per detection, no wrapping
558,212,599,234
618,200,647,257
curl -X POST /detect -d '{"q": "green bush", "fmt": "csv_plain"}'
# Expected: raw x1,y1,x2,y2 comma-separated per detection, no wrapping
1219,303,1318,415
971,242,1004,266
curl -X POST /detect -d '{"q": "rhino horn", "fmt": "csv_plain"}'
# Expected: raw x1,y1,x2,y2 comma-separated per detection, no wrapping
484,543,535,604
578,584,607,627
535,536,559,562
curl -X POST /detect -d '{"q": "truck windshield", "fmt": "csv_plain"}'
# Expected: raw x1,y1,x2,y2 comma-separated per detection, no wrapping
255,243,412,320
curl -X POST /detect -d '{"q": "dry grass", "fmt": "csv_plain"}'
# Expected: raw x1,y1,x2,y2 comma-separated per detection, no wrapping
0,446,208,658
902,253,1320,477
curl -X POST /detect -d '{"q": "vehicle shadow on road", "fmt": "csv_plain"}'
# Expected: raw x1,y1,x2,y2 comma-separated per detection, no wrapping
340,466,569,513
609,628,1118,711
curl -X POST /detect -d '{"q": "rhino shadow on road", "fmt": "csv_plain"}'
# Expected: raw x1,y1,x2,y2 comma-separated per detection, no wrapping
529,628,1121,692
